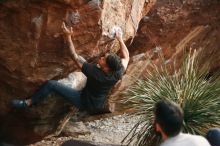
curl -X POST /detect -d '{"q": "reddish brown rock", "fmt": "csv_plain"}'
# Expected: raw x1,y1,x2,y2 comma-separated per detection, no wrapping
0,0,155,145
130,0,220,73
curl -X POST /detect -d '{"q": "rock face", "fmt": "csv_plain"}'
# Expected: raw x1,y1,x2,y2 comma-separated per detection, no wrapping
0,0,155,145
130,0,220,73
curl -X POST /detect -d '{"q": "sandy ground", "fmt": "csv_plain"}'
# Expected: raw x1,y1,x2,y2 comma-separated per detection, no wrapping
29,114,142,146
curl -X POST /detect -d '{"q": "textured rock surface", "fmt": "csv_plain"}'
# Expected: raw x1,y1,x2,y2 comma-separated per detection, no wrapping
0,0,155,145
130,0,220,73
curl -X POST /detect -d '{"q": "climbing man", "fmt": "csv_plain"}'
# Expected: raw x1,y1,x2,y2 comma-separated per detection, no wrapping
12,22,129,113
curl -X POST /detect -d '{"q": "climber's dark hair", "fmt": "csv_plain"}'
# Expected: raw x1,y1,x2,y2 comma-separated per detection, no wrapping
106,53,123,71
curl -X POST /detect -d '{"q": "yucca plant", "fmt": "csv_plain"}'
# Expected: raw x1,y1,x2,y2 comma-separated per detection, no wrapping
122,49,220,146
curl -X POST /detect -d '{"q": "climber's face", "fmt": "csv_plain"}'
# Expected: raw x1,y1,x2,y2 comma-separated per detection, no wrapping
98,55,111,73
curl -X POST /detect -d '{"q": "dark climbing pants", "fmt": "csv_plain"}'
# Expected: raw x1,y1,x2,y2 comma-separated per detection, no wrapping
31,80,83,109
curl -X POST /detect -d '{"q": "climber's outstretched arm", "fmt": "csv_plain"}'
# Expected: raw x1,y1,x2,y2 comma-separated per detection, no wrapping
116,31,130,70
62,22,87,69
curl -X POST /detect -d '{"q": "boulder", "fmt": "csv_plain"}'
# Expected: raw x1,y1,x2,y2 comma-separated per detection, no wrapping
130,0,220,73
0,0,155,145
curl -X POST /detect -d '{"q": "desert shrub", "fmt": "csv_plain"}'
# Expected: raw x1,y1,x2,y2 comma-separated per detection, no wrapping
122,50,220,146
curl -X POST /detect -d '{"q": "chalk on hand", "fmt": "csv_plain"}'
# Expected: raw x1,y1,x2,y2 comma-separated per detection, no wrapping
110,26,123,39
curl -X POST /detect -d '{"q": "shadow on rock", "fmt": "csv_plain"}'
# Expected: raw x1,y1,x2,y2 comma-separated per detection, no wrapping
61,139,121,146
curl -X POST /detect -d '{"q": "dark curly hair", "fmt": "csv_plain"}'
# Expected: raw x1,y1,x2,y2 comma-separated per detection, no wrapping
106,53,123,71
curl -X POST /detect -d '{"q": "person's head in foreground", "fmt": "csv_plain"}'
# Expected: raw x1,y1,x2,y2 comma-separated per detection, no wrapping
206,128,220,146
154,99,183,140
153,99,211,146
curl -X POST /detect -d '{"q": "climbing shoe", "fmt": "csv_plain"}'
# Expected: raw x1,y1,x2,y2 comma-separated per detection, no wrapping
11,99,29,108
